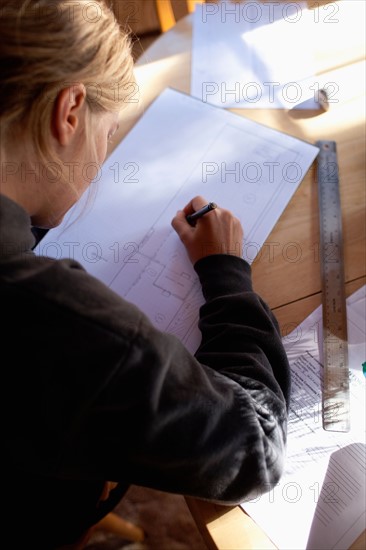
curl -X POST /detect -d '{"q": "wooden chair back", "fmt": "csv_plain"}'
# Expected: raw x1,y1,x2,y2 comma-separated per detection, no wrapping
156,0,205,32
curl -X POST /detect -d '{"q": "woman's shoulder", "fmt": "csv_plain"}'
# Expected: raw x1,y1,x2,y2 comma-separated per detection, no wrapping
2,251,146,342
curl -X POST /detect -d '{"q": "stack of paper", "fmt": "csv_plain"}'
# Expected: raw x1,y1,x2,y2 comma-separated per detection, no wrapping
244,286,366,550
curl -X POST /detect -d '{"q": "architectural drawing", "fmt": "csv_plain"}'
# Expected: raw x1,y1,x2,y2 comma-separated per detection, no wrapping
36,89,318,353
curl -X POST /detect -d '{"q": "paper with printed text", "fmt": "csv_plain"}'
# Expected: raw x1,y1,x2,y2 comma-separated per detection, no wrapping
244,286,366,549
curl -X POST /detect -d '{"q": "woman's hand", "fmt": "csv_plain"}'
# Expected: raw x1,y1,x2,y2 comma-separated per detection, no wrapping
171,195,244,265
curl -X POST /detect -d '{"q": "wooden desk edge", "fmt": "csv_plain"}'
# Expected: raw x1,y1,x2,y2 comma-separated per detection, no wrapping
186,497,276,550
186,496,366,550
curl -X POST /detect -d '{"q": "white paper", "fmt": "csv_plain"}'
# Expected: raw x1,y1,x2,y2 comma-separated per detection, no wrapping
244,286,366,550
191,0,320,109
35,88,318,353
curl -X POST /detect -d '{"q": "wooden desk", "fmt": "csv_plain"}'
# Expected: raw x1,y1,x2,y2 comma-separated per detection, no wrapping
111,1,365,548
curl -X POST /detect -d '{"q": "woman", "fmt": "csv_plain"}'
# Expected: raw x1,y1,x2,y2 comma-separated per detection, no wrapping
0,1,291,548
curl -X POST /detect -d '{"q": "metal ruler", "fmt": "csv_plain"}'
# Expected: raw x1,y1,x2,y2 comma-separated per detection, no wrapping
316,140,350,432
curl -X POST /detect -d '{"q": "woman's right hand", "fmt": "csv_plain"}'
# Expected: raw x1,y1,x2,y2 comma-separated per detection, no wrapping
171,195,244,265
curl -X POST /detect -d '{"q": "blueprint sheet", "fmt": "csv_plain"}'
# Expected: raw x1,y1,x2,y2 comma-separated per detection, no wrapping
35,88,318,353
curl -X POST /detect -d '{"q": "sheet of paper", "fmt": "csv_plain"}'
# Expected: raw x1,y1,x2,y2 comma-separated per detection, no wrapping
35,87,318,353
244,286,366,550
191,0,320,109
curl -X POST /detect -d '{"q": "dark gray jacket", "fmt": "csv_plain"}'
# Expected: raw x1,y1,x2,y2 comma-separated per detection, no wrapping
0,194,290,547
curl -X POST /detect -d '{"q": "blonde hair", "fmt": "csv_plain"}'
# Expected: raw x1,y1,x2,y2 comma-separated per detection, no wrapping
0,0,134,185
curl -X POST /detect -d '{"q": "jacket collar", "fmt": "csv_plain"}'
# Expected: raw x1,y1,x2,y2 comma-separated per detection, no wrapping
0,194,35,258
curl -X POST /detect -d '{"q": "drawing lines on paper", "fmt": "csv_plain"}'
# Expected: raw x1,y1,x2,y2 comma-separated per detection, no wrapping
107,122,300,349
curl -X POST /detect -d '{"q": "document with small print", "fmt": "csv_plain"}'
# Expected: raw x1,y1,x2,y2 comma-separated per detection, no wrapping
244,286,366,550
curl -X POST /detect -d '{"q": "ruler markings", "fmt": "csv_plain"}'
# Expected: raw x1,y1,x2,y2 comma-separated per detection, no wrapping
316,140,350,432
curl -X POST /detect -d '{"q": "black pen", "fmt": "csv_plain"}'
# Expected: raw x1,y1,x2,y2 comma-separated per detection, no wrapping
186,202,217,226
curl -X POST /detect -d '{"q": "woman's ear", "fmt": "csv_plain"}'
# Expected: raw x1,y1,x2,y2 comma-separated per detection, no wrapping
52,83,87,146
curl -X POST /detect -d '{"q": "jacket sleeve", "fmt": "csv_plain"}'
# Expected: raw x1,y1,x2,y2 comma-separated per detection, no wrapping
61,255,290,505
